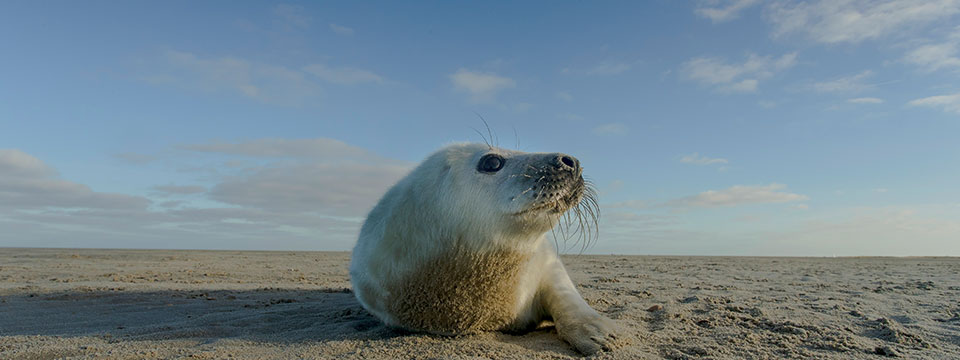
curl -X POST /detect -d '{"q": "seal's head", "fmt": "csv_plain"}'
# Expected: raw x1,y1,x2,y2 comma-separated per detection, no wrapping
415,143,598,247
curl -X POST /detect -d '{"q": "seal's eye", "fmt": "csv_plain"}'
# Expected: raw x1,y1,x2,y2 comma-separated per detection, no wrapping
478,154,505,173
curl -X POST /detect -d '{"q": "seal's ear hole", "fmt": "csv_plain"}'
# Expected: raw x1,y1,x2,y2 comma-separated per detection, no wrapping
477,154,505,173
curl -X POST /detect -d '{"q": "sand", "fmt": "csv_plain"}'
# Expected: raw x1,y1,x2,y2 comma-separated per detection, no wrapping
1,248,958,359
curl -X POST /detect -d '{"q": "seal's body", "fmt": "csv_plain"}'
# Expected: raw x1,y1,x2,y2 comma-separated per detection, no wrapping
350,143,619,354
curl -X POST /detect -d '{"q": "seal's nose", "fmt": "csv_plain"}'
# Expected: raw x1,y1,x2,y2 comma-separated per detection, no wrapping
553,153,580,172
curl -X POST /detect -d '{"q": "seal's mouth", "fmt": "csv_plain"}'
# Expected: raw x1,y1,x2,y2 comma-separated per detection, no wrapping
513,178,585,216
507,154,600,251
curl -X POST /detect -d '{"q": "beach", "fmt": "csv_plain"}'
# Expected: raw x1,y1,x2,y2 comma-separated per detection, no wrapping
1,248,957,359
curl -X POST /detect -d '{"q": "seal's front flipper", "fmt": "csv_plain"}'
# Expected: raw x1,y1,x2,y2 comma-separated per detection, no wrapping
536,250,624,355
555,310,621,354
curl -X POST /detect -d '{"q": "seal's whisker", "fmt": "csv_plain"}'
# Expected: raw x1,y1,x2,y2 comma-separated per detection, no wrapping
550,226,560,253
470,127,491,148
473,112,496,150
574,181,600,252
575,206,588,253
513,126,520,150
557,217,568,248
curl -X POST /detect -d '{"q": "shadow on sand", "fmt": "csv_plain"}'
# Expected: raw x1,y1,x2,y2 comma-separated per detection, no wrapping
0,288,398,342
0,287,569,354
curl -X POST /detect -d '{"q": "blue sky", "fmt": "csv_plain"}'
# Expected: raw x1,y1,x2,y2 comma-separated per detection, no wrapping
2,1,959,255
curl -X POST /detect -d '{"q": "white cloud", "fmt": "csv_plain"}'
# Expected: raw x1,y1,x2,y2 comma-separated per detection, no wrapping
1,204,364,250
680,153,729,165
758,100,777,108
182,137,383,161
695,0,761,23
605,200,647,210
723,79,758,92
147,50,322,105
669,183,808,208
274,4,310,29
592,123,628,135
766,0,960,44
513,102,535,113
0,139,414,251
757,206,960,256
558,113,584,121
680,52,797,93
152,185,207,195
182,138,412,216
904,28,960,72
302,64,383,85
207,162,409,216
449,68,516,102
562,61,635,76
0,149,53,176
329,23,354,35
591,203,960,256
556,91,574,102
114,152,158,164
0,149,150,210
847,97,884,104
908,92,960,114
587,61,632,75
811,70,874,93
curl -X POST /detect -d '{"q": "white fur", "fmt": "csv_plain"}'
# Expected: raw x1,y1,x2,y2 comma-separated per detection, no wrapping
349,143,619,354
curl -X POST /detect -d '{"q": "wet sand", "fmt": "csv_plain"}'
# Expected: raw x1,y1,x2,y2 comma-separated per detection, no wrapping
1,248,958,359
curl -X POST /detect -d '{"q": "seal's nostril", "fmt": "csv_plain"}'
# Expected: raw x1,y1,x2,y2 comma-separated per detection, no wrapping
559,155,579,170
550,153,580,171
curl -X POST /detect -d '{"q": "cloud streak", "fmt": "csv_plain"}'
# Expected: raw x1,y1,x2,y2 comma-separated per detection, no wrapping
143,51,385,105
587,61,633,75
0,139,415,250
449,68,516,102
680,153,729,165
329,23,355,35
904,28,960,72
302,64,383,85
181,137,383,161
274,4,310,30
766,0,960,44
668,183,808,208
908,92,960,114
145,50,322,105
680,53,797,93
152,185,207,195
181,138,412,216
847,97,884,104
0,149,150,211
592,123,628,135
810,70,874,93
695,0,761,23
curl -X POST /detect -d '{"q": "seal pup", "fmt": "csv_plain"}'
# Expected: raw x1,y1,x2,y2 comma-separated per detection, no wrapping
349,143,619,354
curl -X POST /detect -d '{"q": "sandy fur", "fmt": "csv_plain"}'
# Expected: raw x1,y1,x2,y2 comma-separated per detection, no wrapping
386,246,531,334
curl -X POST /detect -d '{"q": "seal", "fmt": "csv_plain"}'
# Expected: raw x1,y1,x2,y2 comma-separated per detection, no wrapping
349,143,620,354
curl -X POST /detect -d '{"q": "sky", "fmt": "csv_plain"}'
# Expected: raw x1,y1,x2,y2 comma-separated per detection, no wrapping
1,0,959,256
